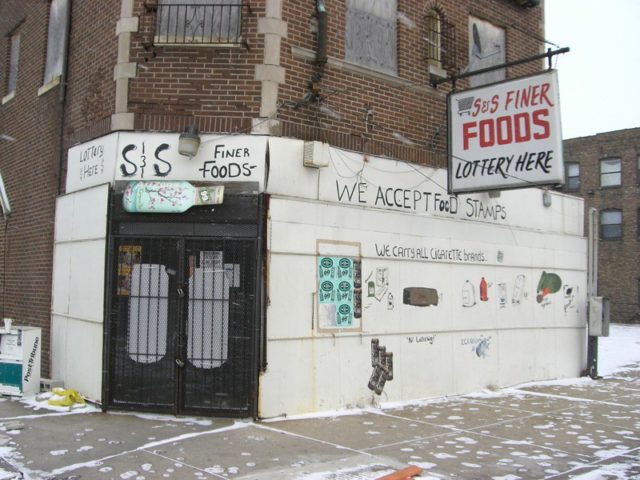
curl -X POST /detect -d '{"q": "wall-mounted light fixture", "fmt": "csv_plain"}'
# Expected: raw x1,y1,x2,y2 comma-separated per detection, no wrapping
178,125,200,158
542,190,552,208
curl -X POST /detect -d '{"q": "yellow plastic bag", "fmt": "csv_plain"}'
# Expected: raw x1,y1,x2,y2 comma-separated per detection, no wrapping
47,388,85,407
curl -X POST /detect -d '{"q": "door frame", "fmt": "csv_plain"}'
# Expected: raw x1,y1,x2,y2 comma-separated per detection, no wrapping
102,192,264,418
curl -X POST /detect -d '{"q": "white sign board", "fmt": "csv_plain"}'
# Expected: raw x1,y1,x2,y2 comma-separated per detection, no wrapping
115,133,267,188
448,70,564,193
66,133,119,193
66,133,268,194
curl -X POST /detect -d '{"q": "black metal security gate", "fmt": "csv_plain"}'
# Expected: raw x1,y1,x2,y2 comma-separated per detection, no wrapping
104,195,262,417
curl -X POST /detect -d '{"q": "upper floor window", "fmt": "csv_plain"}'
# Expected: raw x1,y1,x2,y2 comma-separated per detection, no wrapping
3,33,20,102
155,0,243,45
345,0,397,75
425,9,442,67
600,158,621,187
43,0,69,87
468,16,505,87
565,162,580,191
600,209,622,240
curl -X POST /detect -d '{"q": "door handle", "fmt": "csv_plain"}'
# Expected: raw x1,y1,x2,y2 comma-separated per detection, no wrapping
177,287,185,298
175,358,185,368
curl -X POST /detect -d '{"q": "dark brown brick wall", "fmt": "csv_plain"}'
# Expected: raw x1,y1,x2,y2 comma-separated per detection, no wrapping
562,128,640,324
0,1,64,377
129,0,265,133
278,0,544,164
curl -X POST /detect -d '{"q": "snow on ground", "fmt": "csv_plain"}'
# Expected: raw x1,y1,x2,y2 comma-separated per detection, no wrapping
599,323,640,375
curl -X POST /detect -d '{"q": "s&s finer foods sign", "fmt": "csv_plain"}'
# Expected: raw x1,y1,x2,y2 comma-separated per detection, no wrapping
448,70,564,193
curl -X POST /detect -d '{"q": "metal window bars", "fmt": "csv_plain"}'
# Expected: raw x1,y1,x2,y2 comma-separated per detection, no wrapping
154,2,246,45
424,11,456,72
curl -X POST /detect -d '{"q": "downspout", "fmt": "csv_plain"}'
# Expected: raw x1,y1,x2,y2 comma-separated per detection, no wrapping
57,0,72,195
586,207,599,378
309,0,327,103
315,0,327,68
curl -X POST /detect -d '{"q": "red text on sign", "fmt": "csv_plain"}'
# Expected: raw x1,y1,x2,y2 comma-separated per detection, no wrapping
462,108,550,150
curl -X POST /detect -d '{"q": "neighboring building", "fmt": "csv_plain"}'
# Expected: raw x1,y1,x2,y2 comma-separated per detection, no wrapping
561,128,640,324
1,0,589,418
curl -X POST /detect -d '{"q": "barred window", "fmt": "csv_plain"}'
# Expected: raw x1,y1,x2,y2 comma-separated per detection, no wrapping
155,0,243,45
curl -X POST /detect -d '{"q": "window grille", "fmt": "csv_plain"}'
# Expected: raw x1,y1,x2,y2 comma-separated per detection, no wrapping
425,10,455,71
154,1,245,45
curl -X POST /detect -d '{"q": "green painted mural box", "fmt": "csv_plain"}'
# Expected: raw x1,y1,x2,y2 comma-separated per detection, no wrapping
0,324,41,396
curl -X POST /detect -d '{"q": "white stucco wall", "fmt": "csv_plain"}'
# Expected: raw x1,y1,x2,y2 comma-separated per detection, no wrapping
51,183,109,400
259,138,587,418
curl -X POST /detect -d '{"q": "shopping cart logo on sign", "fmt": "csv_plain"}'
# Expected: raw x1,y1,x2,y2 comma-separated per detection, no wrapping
456,96,474,116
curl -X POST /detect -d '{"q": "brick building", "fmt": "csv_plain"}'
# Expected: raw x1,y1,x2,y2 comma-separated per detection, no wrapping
0,0,581,418
561,128,640,324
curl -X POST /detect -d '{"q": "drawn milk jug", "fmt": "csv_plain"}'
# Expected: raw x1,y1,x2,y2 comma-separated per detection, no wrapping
462,280,476,307
512,274,525,304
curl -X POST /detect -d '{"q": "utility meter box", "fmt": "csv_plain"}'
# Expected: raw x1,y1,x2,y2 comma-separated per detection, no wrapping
588,296,610,337
0,324,41,396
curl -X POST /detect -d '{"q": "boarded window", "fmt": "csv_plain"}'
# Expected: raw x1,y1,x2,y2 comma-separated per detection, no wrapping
468,16,505,87
43,0,69,85
345,0,397,74
7,33,20,96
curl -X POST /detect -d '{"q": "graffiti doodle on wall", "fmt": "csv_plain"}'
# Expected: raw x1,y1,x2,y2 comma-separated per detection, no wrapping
461,336,492,358
368,339,394,395
407,334,436,344
563,285,578,313
512,274,526,305
364,267,394,310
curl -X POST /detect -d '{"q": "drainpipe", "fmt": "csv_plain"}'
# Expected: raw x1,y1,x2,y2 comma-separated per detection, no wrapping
57,0,72,195
586,207,599,378
315,0,327,67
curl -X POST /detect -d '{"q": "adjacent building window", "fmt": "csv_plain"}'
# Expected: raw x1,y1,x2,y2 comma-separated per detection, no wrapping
43,0,69,87
600,158,621,187
600,209,622,240
637,154,640,185
155,0,243,45
565,162,580,191
4,33,20,101
345,0,397,74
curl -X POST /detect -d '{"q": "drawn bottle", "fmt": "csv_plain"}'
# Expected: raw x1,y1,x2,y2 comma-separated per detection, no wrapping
123,181,224,213
479,277,488,302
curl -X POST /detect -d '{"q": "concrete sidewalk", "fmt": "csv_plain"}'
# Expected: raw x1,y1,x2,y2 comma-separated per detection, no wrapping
0,369,638,479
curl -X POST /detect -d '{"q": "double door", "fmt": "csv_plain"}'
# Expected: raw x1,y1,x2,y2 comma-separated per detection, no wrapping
106,235,258,416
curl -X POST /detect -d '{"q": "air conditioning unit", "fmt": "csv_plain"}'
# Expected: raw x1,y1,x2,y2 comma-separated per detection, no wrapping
303,141,330,168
